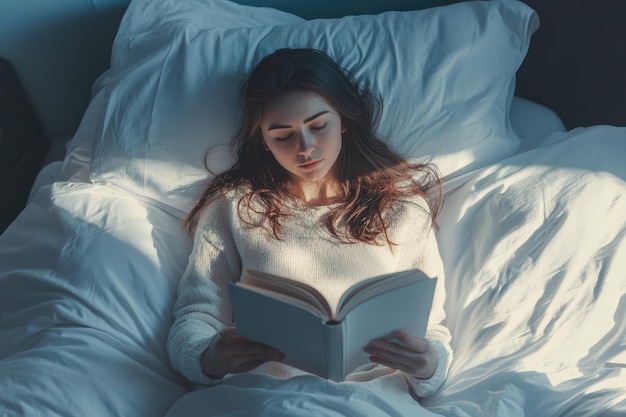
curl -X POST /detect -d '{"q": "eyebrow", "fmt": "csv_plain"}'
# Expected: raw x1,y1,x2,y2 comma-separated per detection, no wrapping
267,111,329,131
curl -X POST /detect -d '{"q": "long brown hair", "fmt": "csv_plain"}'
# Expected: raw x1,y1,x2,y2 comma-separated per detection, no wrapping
183,48,442,245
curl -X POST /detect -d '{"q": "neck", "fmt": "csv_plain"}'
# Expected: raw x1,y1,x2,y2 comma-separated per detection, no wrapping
289,180,340,206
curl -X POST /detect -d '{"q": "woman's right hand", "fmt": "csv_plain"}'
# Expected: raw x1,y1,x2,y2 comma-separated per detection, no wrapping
200,326,284,379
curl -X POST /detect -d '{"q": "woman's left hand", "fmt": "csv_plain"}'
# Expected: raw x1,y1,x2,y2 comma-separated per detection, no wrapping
364,330,438,379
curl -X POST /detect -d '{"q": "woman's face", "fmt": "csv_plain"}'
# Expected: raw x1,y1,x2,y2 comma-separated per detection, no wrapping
260,91,344,186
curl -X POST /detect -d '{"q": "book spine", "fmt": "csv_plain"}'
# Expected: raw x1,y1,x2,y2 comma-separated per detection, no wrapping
323,321,345,382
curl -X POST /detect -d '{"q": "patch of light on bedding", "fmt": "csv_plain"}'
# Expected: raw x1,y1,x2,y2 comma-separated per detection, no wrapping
585,367,626,405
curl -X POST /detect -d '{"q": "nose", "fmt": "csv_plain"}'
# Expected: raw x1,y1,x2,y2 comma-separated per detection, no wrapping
298,130,316,156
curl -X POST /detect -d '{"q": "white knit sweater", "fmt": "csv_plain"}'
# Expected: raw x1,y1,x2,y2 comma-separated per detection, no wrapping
167,187,452,398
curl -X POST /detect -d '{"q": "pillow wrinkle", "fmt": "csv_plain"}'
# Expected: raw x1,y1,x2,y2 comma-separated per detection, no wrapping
90,0,538,213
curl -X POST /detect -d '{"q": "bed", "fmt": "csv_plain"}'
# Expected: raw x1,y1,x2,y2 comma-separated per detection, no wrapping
1,0,625,416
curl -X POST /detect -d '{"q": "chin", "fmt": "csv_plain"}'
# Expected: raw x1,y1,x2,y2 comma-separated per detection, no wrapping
302,171,331,182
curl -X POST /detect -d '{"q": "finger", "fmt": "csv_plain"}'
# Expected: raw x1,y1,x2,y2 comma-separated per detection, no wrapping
227,347,285,371
366,333,429,356
364,339,428,371
230,351,282,366
367,340,407,356
232,359,277,374
220,326,262,343
219,330,261,347
368,348,430,376
365,346,424,372
392,330,429,353
224,342,280,359
365,339,414,358
367,352,425,376
369,355,403,371
234,345,284,360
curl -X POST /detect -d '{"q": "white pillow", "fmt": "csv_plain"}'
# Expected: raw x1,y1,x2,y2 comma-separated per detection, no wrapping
60,0,303,189
117,0,305,36
91,0,539,215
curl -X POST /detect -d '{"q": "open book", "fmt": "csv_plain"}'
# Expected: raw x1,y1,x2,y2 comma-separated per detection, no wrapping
228,269,436,381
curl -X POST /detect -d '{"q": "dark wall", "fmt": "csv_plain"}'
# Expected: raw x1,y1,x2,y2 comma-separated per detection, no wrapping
516,0,626,129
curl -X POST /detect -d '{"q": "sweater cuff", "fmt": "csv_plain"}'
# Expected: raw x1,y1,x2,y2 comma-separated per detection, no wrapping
181,335,225,386
404,339,451,398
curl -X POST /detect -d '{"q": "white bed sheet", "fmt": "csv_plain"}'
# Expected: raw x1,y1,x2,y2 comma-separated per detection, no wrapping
432,126,626,416
0,1,622,412
2,124,625,416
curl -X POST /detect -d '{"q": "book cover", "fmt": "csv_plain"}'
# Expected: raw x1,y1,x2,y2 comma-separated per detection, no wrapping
228,269,436,381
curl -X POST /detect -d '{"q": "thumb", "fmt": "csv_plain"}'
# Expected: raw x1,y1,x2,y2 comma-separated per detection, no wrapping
219,326,239,339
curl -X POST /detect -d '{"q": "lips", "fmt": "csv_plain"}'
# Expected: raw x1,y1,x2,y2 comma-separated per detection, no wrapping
298,159,323,170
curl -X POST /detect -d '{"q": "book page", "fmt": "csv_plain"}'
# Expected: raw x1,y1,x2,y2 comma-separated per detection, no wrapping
336,269,429,321
243,270,332,320
235,283,327,319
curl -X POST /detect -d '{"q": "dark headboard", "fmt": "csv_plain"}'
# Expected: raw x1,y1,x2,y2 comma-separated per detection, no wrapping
516,0,626,129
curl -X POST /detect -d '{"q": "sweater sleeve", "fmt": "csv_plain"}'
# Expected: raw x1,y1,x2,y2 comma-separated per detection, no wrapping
394,198,453,397
166,193,242,385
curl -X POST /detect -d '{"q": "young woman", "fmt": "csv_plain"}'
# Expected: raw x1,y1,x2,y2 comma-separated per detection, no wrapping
167,48,452,401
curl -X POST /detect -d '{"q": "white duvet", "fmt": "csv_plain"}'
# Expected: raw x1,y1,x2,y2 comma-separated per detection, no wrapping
1,126,625,416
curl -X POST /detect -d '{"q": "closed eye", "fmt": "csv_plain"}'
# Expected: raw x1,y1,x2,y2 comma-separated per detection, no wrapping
272,121,328,141
275,133,293,142
310,123,327,131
